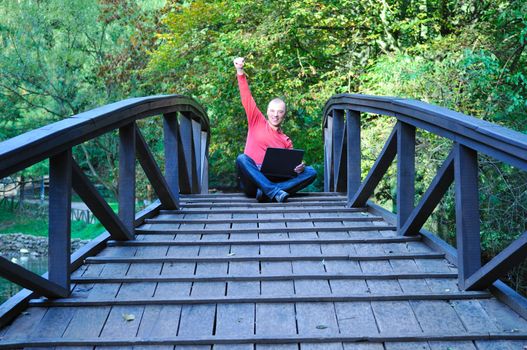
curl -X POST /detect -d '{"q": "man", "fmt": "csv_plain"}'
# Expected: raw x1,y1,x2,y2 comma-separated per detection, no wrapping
234,57,317,202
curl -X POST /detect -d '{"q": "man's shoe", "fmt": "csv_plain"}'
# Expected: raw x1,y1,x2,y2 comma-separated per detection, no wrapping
256,189,264,202
274,190,289,203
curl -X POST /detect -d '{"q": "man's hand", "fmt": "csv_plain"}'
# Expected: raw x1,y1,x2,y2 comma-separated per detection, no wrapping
294,161,305,174
233,57,245,75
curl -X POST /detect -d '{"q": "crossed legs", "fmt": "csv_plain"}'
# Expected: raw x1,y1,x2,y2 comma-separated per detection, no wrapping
236,154,317,201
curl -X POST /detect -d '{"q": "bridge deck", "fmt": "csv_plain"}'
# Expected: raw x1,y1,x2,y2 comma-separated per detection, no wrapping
1,193,526,349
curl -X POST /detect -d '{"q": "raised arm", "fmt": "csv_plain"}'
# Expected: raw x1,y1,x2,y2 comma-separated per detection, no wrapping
233,57,264,127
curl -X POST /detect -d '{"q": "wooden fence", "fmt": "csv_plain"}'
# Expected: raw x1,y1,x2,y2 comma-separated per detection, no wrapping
323,94,527,291
0,95,210,300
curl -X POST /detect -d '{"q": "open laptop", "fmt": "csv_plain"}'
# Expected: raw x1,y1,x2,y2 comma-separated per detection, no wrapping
260,148,304,179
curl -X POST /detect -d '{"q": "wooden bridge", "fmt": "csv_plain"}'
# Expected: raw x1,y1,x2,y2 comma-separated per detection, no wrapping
0,93,526,349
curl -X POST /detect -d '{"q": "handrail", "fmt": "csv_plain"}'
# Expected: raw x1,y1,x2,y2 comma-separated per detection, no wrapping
0,94,210,301
322,93,527,294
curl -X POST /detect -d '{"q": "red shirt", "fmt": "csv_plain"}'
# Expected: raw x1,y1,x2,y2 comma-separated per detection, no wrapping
237,74,293,165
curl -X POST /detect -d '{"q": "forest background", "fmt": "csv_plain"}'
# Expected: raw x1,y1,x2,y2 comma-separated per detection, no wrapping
0,0,526,292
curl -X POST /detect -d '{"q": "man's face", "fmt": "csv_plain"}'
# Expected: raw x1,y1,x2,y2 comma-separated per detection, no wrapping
267,100,286,129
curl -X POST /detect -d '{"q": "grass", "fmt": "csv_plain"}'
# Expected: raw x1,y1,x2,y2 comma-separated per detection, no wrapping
0,203,113,240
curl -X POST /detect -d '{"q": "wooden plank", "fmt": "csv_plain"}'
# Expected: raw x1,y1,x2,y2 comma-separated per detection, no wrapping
350,126,397,207
336,302,378,336
135,127,178,209
296,302,339,335
454,143,481,289
112,236,420,247
99,305,144,339
136,305,182,339
450,300,498,332
371,301,421,334
62,306,110,339
31,290,492,307
135,225,397,235
72,271,459,283
177,304,216,337
5,332,527,347
215,303,254,337
2,307,47,339
161,207,366,215
146,216,383,224
384,343,430,350
428,341,476,350
396,122,415,231
410,300,465,334
256,303,296,336
84,253,446,265
29,307,76,340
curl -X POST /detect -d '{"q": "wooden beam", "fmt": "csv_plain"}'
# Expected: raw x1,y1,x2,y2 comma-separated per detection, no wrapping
3,332,525,348
32,291,491,307
454,142,481,289
71,271,457,283
85,252,443,264
191,118,202,192
48,150,72,291
397,122,415,231
349,126,398,207
465,231,527,290
71,160,133,241
135,225,396,235
346,110,361,202
332,109,347,192
118,122,136,232
400,150,455,236
163,113,180,205
135,127,178,210
200,130,209,194
178,113,197,193
324,114,333,192
109,235,420,246
0,257,68,298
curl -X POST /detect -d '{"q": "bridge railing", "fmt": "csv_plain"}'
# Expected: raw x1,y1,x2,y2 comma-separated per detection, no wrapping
323,94,527,292
0,95,210,300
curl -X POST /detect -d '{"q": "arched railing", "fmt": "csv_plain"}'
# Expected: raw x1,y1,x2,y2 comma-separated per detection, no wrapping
0,95,209,312
323,94,527,297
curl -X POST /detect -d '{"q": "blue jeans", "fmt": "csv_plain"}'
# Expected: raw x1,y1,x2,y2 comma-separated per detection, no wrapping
236,154,317,199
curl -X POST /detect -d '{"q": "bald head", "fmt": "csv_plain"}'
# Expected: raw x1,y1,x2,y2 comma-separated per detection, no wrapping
266,98,287,130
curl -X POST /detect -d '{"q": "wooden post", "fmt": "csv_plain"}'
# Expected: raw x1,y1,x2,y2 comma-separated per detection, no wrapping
48,149,72,292
163,113,180,202
178,113,196,194
346,110,361,204
324,114,333,192
200,130,209,194
192,119,202,193
119,123,136,233
332,109,347,192
454,142,481,289
397,122,416,231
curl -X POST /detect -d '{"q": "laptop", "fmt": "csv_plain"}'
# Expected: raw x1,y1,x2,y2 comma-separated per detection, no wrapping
260,148,304,179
